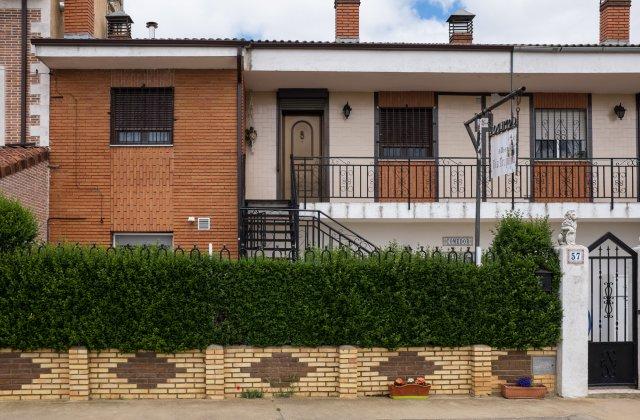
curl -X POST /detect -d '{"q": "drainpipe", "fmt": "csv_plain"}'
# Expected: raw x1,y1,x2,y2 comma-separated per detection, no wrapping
20,0,28,145
236,47,245,255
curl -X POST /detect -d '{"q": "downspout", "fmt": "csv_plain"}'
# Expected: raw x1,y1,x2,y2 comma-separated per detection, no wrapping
236,47,245,255
20,0,28,144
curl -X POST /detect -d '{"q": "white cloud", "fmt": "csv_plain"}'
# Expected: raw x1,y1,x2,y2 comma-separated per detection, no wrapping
125,0,640,45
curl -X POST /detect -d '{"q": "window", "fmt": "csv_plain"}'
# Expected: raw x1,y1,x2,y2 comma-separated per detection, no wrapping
535,109,587,159
113,233,173,248
379,108,434,159
111,87,174,145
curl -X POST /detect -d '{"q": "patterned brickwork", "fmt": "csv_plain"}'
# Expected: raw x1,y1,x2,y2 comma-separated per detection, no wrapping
0,346,556,400
491,348,557,394
225,347,340,398
88,350,206,399
357,347,473,396
0,349,68,401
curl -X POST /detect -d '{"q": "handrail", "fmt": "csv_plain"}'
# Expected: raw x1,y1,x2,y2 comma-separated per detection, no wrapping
241,207,378,255
290,156,640,209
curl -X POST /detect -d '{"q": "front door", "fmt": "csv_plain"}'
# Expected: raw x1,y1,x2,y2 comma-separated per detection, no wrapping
282,115,322,201
588,233,638,387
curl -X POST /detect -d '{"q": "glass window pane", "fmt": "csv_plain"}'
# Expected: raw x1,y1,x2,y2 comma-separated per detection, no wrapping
113,233,173,248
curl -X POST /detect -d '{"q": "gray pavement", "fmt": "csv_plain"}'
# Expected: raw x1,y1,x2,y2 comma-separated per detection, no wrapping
0,396,638,420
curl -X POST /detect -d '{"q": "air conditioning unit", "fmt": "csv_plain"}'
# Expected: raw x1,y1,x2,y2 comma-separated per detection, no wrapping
197,217,211,231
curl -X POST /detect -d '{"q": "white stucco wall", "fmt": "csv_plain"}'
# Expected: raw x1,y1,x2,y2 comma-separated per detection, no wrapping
328,92,374,157
437,95,480,158
339,219,640,251
245,92,278,200
592,94,637,158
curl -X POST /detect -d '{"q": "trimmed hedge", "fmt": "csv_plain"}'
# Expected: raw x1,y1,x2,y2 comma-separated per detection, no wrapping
0,194,38,253
0,245,561,352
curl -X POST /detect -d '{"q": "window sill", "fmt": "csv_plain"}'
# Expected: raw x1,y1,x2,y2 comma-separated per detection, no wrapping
110,144,174,148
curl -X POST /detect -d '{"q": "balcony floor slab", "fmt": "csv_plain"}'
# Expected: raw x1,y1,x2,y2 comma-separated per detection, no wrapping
300,201,640,222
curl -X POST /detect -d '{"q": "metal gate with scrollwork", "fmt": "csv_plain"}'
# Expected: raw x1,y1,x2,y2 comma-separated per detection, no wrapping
588,233,637,387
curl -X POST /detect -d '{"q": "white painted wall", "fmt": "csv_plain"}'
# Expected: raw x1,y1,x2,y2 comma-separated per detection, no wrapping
592,94,637,158
245,92,278,200
0,66,5,146
437,95,480,158
557,244,590,398
328,92,374,157
308,203,640,249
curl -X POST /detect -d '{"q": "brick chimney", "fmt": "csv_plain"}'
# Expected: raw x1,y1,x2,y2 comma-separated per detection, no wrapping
600,0,632,45
335,0,361,43
447,9,475,45
64,0,96,38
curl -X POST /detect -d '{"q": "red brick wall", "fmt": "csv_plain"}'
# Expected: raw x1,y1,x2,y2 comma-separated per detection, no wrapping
0,161,49,242
600,0,631,44
335,0,360,41
64,0,95,37
0,6,42,145
49,69,239,253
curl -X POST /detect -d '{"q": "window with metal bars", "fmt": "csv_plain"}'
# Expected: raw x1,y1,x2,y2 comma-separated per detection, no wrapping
535,109,588,159
378,107,434,159
111,87,174,145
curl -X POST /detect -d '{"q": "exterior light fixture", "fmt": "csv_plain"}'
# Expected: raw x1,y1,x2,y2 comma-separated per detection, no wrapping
245,127,258,148
535,268,554,294
342,102,352,119
614,103,626,120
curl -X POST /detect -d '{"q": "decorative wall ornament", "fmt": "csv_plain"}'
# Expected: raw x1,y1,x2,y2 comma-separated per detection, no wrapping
558,210,578,246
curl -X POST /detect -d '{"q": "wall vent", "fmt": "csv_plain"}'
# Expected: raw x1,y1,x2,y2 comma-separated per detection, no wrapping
197,217,211,231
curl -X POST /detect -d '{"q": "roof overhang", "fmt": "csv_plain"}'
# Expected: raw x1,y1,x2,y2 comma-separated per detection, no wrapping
244,47,640,93
33,39,242,70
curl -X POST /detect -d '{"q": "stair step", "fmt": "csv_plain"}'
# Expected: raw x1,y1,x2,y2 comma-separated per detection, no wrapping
245,200,292,209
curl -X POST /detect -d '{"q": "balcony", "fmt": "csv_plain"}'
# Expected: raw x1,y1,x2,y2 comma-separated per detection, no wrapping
291,157,640,210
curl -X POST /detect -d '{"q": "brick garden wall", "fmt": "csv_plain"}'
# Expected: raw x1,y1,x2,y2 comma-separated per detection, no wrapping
0,345,556,400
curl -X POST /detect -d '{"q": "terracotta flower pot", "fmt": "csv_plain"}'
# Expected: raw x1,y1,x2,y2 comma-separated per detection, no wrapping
388,383,431,400
501,384,548,399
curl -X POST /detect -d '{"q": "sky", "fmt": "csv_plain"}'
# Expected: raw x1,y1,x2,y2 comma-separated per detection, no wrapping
125,0,640,45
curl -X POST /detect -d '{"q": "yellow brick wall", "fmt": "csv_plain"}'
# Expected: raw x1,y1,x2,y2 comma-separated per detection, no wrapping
87,351,206,399
0,349,69,400
0,346,557,400
357,347,472,396
223,346,340,398
491,348,557,395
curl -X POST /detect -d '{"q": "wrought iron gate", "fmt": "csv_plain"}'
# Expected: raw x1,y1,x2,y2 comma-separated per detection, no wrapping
588,233,638,387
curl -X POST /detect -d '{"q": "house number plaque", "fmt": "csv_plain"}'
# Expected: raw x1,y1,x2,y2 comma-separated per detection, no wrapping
566,248,585,265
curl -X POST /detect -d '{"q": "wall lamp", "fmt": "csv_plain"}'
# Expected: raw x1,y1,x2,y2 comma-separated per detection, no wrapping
614,103,626,120
245,126,258,148
342,102,352,119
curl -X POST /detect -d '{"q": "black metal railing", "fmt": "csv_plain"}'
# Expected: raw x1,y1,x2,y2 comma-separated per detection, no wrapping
241,207,378,260
292,156,640,209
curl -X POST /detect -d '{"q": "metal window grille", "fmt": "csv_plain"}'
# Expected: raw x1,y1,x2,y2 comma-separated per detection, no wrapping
111,87,174,145
379,107,434,159
535,109,587,159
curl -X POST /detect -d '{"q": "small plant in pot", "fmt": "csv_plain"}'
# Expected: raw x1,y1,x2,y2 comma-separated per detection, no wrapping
388,376,431,400
501,377,548,399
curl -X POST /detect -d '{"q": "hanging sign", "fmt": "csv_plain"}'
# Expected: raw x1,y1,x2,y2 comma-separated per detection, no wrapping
490,117,518,179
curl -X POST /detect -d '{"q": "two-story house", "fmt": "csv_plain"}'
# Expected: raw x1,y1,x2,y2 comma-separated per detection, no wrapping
31,0,640,254
28,0,640,389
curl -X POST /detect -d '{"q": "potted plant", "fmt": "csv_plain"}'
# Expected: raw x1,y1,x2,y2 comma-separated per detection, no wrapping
388,377,431,400
501,377,548,399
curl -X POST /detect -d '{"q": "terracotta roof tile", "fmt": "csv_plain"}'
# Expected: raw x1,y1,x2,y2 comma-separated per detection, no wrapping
0,146,49,179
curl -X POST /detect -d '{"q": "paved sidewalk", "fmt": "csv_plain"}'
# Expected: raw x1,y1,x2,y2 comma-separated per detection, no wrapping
1,396,639,420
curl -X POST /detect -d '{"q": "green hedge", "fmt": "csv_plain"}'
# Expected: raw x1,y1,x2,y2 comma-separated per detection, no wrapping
0,194,38,253
0,244,561,352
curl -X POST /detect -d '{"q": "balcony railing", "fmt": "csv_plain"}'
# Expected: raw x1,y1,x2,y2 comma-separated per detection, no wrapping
292,157,640,209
